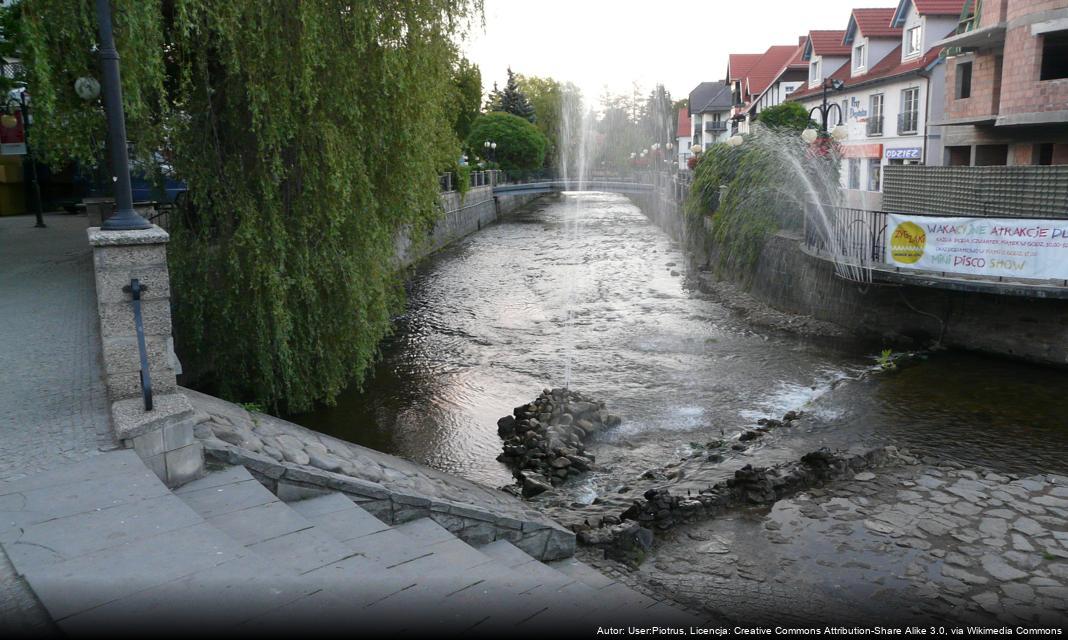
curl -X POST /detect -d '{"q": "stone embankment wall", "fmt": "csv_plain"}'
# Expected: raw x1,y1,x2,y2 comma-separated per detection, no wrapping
629,187,1068,367
395,186,541,267
185,388,575,560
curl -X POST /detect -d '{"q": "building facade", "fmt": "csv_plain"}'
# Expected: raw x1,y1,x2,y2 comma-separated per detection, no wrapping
688,81,733,151
789,0,963,208
937,0,1068,165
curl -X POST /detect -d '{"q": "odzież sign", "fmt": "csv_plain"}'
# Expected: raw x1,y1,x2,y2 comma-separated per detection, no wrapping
885,147,921,160
886,214,1068,280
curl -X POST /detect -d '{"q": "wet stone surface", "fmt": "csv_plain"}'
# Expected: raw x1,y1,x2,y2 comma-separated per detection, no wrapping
591,462,1068,626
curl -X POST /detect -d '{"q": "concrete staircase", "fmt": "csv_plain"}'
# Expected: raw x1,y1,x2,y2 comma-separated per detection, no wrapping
0,450,699,635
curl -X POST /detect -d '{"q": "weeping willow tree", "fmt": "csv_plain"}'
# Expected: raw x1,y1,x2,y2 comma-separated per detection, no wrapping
21,0,483,411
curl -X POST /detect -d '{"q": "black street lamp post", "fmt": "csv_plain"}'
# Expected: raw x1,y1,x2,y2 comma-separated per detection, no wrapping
809,78,846,135
2,91,45,228
94,0,150,231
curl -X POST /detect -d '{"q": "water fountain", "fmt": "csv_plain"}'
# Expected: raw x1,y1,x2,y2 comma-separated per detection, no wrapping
709,126,876,284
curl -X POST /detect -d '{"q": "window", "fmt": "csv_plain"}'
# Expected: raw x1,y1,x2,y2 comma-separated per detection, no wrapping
1040,31,1068,80
899,87,919,134
955,62,972,99
906,26,922,57
868,159,882,192
854,44,866,71
848,159,861,190
868,94,884,136
810,60,821,84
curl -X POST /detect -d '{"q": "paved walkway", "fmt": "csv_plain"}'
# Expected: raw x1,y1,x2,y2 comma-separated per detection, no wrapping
0,212,110,635
0,213,111,482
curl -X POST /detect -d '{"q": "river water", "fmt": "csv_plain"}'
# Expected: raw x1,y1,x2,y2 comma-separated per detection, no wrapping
293,192,1068,499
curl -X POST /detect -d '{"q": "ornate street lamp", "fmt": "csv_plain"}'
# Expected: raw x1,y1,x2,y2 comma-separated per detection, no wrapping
802,78,846,143
727,135,744,147
690,144,703,155
1,89,45,228
94,0,150,230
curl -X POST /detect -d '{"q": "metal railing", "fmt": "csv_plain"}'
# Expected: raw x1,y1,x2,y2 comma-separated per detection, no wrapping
802,205,889,272
866,115,884,136
705,121,727,132
439,169,503,193
897,112,918,135
124,278,154,411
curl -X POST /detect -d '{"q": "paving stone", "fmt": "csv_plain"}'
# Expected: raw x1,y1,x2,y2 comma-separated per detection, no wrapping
981,555,1029,582
1012,534,1035,552
978,519,1008,538
1002,582,1035,602
941,564,989,585
1012,517,1046,537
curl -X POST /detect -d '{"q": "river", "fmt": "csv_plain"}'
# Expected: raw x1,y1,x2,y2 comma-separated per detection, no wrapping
292,192,1068,502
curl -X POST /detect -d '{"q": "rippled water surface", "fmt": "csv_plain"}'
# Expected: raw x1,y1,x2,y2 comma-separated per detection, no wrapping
293,193,1068,490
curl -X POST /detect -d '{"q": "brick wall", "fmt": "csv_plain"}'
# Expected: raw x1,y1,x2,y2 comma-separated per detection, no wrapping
979,0,1009,28
944,54,1002,121
999,21,1068,118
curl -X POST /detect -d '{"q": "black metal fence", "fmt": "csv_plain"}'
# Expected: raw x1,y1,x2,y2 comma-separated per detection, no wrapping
802,205,889,266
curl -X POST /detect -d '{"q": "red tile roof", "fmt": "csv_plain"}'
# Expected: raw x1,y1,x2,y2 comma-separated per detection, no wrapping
677,108,691,138
788,37,809,67
727,54,763,81
913,0,967,15
787,42,944,101
745,45,802,97
808,30,851,57
850,8,901,39
892,0,966,26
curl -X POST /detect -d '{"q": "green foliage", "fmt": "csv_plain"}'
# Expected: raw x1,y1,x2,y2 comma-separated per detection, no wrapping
465,112,546,173
514,73,582,169
22,0,482,412
450,58,482,143
755,102,816,134
491,67,535,123
877,349,898,371
685,141,788,276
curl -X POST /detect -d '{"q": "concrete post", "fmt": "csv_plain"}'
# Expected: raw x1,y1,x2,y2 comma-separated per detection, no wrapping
88,224,203,487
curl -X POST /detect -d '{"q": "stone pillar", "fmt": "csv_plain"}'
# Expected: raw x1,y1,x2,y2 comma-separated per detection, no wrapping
88,225,203,487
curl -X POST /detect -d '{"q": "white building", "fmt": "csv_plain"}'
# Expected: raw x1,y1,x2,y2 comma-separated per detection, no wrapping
750,37,810,118
676,107,692,167
788,1,961,209
688,81,733,152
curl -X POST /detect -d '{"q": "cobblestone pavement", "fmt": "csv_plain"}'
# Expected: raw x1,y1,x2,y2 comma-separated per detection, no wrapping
0,213,110,634
585,460,1068,627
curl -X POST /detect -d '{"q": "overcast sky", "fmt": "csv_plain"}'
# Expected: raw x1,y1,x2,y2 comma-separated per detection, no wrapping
463,0,899,107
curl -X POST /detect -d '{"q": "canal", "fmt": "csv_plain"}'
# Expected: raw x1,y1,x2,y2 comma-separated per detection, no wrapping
293,191,1068,501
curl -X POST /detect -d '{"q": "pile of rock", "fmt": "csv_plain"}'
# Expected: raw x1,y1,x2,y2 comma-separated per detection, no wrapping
618,447,899,532
497,388,622,498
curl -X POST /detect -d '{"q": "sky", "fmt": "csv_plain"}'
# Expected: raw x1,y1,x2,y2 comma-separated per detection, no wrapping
463,0,900,108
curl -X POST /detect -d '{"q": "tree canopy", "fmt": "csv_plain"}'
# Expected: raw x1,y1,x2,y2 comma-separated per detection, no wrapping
755,102,816,134
450,57,482,144
514,74,581,169
20,0,483,411
465,112,547,173
487,67,535,123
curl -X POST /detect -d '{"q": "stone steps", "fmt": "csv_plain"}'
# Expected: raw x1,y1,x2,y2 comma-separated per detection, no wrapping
1,451,701,634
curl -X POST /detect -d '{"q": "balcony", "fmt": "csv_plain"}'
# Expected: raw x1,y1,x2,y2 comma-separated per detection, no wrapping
897,112,918,135
705,121,727,133
866,116,884,137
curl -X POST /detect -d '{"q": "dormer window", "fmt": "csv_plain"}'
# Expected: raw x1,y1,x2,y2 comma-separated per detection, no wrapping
905,26,922,57
854,44,866,71
809,60,821,83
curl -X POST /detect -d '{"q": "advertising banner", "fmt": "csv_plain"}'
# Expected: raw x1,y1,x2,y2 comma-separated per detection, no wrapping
885,214,1068,280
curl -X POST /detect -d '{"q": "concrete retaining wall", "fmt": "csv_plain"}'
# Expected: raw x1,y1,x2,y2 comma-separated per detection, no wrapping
395,187,541,268
630,188,1068,367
